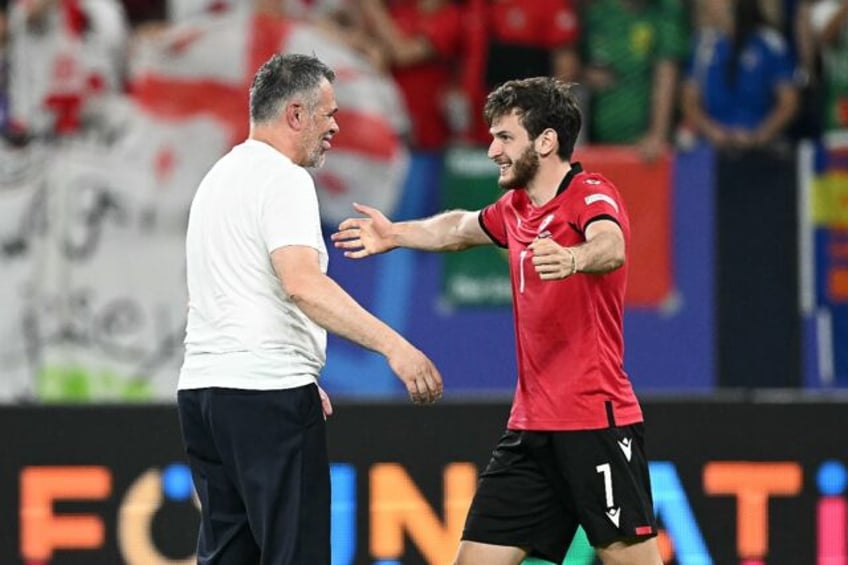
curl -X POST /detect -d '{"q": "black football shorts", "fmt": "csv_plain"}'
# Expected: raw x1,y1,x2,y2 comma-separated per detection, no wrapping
462,424,657,563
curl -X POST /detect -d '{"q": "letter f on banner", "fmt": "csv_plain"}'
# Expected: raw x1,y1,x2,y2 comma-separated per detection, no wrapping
20,466,112,560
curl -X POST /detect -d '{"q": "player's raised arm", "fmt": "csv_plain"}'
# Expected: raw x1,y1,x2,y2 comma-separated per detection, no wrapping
332,202,492,258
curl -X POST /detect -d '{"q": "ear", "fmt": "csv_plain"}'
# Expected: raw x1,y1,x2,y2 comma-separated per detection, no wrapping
285,102,304,130
535,128,558,158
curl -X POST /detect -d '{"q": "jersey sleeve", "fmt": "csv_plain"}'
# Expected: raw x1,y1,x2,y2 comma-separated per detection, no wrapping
479,194,510,248
260,166,325,254
572,176,627,232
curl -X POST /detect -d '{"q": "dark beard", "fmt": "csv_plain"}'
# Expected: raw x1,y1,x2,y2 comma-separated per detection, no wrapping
498,145,540,191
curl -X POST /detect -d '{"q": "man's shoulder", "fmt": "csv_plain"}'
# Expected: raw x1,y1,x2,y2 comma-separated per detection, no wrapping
572,170,619,193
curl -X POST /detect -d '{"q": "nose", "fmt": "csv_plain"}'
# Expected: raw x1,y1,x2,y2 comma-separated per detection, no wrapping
487,139,501,160
330,117,339,136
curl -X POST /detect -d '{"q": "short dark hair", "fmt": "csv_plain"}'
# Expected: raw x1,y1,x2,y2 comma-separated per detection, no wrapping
249,53,335,124
483,77,582,160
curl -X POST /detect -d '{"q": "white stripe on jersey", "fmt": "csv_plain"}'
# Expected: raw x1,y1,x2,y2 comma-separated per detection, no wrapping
584,193,619,212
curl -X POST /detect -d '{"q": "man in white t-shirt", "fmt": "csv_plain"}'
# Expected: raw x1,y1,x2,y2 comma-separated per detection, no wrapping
177,53,442,565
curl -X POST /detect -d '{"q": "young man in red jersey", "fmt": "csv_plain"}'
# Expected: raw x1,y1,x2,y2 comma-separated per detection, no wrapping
332,77,661,565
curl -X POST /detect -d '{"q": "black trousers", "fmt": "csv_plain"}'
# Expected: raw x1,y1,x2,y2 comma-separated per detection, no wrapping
177,384,330,565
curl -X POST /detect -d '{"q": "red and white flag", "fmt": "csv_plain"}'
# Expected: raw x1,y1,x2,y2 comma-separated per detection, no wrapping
129,9,410,225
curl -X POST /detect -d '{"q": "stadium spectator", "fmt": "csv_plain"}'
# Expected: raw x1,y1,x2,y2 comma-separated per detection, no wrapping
360,0,465,150
7,0,129,137
581,0,689,160
684,0,802,389
808,0,848,131
681,0,799,150
460,0,580,145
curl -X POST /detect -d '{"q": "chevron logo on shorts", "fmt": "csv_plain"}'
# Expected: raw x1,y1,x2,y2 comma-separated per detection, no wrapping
606,507,621,528
618,437,632,462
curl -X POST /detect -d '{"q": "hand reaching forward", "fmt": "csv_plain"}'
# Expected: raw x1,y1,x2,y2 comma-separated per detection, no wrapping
331,203,396,258
386,342,443,405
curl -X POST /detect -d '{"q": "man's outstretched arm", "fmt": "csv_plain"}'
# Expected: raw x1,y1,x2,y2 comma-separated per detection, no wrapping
272,244,442,405
331,202,492,258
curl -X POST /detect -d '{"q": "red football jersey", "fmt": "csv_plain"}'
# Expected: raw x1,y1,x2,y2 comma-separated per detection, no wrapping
479,165,643,431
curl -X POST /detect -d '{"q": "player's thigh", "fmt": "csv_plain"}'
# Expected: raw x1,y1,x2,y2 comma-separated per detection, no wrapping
552,424,658,548
462,430,578,564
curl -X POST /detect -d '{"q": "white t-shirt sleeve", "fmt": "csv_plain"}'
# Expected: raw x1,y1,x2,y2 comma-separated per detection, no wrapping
261,166,325,253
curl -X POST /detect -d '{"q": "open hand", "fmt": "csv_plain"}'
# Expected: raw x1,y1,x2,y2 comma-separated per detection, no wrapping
331,203,396,258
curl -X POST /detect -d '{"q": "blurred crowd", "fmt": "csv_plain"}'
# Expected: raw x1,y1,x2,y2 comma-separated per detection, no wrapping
1,0,847,156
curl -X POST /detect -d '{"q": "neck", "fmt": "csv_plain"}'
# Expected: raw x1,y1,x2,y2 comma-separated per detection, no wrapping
526,160,572,207
249,125,300,164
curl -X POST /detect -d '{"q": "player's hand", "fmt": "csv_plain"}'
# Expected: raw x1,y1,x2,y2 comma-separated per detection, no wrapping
332,203,397,259
386,342,443,405
529,238,578,280
318,385,333,419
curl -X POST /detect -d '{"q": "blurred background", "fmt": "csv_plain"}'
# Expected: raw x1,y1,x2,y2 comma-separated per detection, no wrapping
1,0,847,563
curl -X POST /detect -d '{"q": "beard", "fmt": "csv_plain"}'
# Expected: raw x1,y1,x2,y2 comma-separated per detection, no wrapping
303,139,327,168
305,149,326,169
498,145,540,191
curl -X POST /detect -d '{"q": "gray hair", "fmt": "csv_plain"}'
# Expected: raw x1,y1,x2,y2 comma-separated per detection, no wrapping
249,53,335,124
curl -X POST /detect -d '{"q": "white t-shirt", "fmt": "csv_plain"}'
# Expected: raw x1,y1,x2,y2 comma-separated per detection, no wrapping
178,139,328,390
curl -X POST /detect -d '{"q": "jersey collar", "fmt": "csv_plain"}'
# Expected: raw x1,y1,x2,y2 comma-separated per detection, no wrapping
556,162,584,195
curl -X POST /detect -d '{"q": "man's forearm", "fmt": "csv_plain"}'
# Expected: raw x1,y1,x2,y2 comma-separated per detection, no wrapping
288,273,405,357
573,230,625,274
393,210,483,252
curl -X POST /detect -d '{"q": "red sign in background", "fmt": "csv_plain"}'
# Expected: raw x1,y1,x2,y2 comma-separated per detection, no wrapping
575,146,674,308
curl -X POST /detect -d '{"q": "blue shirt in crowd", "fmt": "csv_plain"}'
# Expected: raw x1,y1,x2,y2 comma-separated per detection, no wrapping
686,27,796,129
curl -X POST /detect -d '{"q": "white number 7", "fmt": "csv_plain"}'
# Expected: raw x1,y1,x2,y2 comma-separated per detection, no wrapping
595,463,614,508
